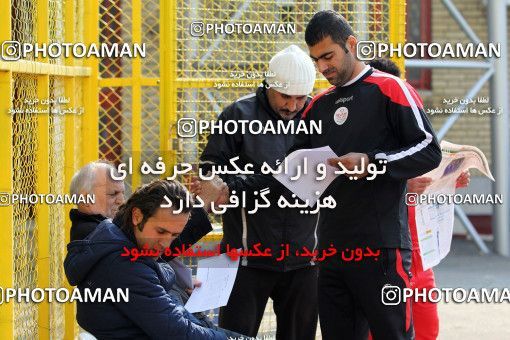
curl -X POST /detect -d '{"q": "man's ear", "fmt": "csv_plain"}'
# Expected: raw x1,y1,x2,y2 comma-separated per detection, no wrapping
346,35,358,54
132,207,143,226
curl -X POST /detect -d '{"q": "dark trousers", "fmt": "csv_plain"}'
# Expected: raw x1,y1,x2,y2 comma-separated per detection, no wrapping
219,265,318,340
318,248,414,340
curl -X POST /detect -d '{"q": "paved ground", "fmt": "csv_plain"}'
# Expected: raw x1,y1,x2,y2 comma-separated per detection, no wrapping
434,238,510,339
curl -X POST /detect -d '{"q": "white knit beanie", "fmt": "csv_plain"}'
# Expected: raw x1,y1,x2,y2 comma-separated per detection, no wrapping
266,45,316,96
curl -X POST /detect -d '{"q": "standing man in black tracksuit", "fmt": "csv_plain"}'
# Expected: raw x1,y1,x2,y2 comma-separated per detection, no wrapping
292,11,442,340
200,45,319,339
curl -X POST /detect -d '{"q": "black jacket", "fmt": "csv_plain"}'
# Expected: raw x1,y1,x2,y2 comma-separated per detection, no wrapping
70,209,105,241
290,66,442,252
64,220,226,340
200,86,319,272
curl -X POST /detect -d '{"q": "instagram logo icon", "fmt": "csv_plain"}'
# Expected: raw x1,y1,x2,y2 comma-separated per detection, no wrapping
381,284,402,305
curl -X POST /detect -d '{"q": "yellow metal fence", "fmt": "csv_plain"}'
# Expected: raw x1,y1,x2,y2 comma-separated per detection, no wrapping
1,0,89,338
0,0,405,338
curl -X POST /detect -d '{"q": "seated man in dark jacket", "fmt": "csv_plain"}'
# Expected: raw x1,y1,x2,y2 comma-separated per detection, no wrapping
67,162,242,338
64,179,245,340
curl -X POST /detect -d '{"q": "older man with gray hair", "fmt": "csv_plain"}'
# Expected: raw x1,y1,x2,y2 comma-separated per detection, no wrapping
69,160,125,241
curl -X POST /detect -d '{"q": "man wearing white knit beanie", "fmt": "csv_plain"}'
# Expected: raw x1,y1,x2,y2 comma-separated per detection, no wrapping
265,44,316,119
199,45,318,339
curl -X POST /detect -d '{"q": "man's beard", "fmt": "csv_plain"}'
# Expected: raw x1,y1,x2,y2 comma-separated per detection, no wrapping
328,69,349,87
279,110,298,120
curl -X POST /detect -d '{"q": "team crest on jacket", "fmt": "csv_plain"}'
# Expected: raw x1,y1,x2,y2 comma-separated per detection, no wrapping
334,107,349,125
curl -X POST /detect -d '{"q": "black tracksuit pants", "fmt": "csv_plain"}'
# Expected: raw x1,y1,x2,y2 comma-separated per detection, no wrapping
219,265,318,340
318,248,414,340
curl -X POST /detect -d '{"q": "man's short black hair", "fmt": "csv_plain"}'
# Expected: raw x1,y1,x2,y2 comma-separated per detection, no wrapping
305,10,354,52
113,179,193,244
368,58,402,77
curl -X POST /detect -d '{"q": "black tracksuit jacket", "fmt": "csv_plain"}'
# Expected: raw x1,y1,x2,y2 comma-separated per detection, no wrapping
200,86,318,272
289,66,442,252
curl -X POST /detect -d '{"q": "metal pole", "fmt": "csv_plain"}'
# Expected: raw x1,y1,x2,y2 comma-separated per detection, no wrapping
433,69,494,254
454,206,490,254
442,0,483,46
319,0,332,11
488,0,510,256
436,68,494,139
185,0,200,165
355,0,369,41
198,0,252,65
0,2,14,337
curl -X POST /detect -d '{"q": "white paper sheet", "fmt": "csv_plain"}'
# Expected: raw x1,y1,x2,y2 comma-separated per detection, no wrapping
184,253,239,313
415,141,494,270
273,146,338,207
416,184,456,270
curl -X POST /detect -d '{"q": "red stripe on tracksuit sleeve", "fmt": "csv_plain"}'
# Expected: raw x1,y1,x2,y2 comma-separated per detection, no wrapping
396,249,412,332
408,206,424,276
364,71,424,110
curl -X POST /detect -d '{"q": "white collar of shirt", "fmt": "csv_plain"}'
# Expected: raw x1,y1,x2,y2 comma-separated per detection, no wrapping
342,64,371,87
